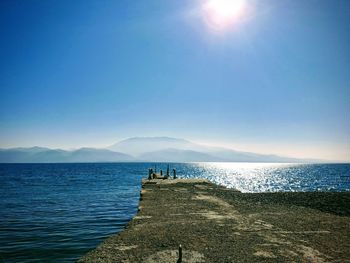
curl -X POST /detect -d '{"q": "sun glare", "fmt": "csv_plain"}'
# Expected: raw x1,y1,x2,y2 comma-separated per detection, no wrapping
203,0,246,31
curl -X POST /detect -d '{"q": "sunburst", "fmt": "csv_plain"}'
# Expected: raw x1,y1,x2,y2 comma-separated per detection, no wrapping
202,0,247,31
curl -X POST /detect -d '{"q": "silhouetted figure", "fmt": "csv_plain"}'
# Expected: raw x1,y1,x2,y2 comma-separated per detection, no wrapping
177,244,182,263
173,169,177,179
166,164,170,178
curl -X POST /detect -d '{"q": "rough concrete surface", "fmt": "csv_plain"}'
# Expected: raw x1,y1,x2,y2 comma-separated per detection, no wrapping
79,179,350,262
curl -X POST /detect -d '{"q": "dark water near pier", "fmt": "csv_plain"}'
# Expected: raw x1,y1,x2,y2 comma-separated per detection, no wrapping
0,162,349,262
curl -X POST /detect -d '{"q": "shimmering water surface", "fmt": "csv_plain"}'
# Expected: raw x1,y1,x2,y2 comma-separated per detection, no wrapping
0,162,349,262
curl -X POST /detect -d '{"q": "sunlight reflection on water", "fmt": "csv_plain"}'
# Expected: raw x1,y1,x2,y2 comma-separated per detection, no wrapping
180,162,350,193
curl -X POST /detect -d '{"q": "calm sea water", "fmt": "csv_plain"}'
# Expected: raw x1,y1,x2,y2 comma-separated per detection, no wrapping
0,162,349,262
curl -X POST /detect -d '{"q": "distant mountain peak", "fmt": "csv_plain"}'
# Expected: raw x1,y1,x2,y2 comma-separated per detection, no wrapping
11,146,51,152
0,147,134,163
108,136,311,163
108,136,194,156
119,136,190,143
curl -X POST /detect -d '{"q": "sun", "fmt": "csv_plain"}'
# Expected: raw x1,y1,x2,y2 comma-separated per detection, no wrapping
202,0,246,31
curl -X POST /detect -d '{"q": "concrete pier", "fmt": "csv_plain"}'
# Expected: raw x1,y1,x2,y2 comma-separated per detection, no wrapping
79,179,350,262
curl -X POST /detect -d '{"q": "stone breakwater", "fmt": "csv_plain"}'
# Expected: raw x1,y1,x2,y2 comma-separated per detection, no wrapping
79,179,350,262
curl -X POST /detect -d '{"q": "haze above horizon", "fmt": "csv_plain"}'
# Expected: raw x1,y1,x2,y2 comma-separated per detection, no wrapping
1,0,349,162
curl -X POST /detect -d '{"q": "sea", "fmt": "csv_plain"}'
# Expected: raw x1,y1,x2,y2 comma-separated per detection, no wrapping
0,162,349,262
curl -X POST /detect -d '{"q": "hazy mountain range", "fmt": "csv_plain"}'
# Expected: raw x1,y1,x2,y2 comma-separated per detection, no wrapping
0,137,317,163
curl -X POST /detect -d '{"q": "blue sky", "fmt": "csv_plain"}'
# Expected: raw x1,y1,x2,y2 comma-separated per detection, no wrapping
0,0,349,161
